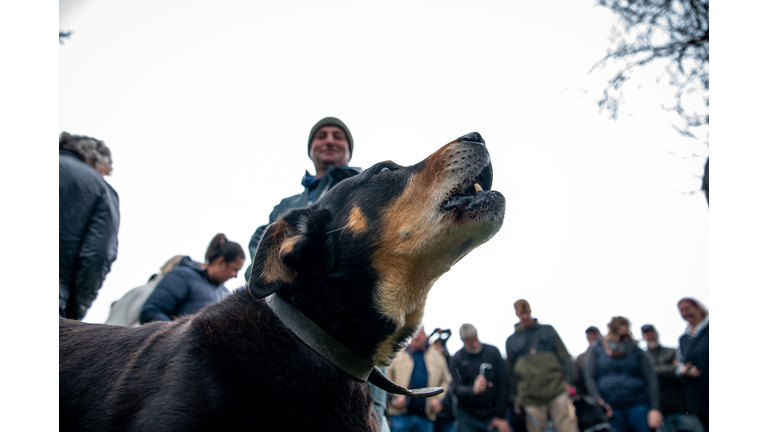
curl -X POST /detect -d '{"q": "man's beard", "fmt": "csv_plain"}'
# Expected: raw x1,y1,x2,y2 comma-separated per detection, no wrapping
465,345,482,354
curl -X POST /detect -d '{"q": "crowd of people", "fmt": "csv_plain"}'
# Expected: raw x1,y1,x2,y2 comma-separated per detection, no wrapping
59,118,709,432
382,297,709,432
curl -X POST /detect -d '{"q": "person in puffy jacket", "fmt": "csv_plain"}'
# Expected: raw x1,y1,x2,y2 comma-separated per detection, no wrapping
105,255,184,327
140,234,244,323
584,316,662,432
59,132,120,320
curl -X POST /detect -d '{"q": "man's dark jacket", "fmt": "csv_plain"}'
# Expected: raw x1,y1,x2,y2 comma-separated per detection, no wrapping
645,345,689,414
450,343,509,420
245,165,360,280
678,324,709,413
139,256,229,324
59,150,120,320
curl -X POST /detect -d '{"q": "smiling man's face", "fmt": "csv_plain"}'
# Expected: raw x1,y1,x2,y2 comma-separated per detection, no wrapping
309,125,350,173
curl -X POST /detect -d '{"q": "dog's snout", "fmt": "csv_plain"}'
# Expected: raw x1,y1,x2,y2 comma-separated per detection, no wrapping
459,132,485,146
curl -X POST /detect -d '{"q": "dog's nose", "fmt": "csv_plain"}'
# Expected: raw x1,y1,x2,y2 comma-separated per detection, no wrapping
459,132,485,146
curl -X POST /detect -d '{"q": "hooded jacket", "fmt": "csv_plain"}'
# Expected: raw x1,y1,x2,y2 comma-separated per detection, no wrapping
245,165,361,280
505,319,575,408
139,256,229,323
59,150,120,320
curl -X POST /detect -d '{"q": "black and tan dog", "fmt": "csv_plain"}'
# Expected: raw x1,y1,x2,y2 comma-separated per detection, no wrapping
59,132,505,432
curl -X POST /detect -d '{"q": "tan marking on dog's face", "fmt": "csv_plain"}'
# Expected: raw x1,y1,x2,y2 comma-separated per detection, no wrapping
367,139,503,363
347,205,368,234
259,220,298,285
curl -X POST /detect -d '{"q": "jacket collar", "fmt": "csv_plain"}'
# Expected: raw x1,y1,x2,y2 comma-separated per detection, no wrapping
60,149,85,163
514,318,539,332
685,315,709,338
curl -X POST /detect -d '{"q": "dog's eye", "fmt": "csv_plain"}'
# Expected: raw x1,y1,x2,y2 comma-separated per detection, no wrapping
378,167,391,174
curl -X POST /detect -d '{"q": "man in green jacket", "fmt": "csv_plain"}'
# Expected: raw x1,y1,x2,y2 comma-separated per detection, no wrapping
505,299,578,432
244,116,361,281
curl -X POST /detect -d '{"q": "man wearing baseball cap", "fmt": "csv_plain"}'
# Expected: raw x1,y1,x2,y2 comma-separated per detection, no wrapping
573,326,602,397
641,324,704,432
245,117,360,281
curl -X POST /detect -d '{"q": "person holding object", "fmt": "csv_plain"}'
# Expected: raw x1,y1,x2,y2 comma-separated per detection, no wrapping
450,324,511,432
675,298,709,432
387,326,452,432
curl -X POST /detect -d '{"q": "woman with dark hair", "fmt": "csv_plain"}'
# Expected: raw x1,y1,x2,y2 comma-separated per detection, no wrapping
140,234,245,324
584,316,662,432
676,298,709,432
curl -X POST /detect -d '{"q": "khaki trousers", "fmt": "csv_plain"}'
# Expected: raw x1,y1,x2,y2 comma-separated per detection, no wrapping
522,390,578,432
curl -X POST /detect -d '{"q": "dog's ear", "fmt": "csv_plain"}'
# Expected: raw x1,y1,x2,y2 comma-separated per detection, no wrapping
248,206,332,299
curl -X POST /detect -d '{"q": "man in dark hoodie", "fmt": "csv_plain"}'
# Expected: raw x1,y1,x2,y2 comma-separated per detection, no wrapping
505,300,578,432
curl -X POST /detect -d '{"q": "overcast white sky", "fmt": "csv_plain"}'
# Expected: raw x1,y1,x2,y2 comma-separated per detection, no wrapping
56,0,712,358
5,0,768,430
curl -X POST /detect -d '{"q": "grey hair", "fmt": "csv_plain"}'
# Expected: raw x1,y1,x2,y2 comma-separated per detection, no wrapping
459,323,478,341
59,132,113,175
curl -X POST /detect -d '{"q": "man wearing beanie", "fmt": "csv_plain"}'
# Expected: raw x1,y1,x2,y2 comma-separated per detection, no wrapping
245,117,361,280
505,299,578,432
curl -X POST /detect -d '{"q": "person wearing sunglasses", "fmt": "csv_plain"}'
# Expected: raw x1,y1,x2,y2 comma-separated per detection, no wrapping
583,316,663,432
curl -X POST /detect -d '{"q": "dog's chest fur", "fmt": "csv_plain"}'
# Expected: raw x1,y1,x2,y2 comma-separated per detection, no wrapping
59,289,380,432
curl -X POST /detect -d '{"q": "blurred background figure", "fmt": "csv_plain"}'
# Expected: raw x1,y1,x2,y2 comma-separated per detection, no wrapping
387,326,452,432
574,326,602,398
675,298,709,432
505,299,577,432
584,316,662,432
641,324,704,432
140,234,244,323
105,255,184,327
450,324,511,432
429,328,457,432
59,132,120,320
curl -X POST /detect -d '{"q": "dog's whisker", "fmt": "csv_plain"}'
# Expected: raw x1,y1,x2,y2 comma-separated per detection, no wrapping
326,224,351,234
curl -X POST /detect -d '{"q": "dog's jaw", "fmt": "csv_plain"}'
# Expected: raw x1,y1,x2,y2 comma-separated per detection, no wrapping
369,136,505,365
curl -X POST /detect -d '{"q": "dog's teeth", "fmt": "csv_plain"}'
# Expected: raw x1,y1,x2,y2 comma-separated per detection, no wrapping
474,183,482,192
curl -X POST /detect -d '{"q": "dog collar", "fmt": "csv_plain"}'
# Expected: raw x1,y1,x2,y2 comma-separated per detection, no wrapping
265,293,443,398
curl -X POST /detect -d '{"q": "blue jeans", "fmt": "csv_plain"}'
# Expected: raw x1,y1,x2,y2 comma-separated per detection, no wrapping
391,414,435,432
609,404,650,432
659,413,705,432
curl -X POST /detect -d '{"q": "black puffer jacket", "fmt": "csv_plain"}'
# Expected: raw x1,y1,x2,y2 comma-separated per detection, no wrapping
59,150,120,320
139,256,229,323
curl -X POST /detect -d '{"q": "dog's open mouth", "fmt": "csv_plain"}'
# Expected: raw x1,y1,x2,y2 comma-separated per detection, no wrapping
441,163,494,211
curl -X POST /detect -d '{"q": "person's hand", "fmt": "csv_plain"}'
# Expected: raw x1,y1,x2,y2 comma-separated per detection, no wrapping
429,398,443,414
473,375,488,394
488,417,512,432
565,382,575,397
597,398,613,418
680,361,701,378
392,395,406,409
648,409,663,429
